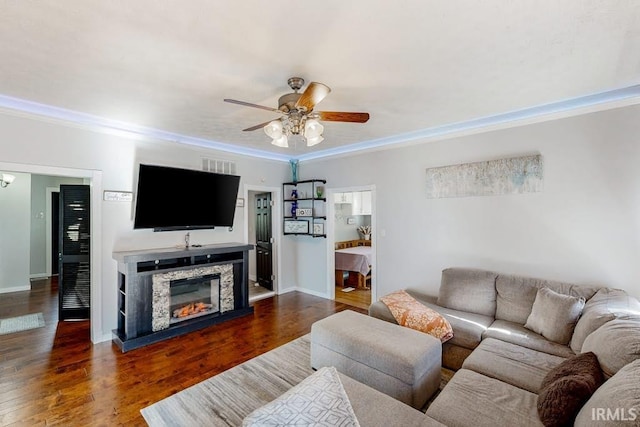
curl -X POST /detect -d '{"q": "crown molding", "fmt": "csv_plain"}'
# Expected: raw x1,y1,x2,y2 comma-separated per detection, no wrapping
1,85,639,164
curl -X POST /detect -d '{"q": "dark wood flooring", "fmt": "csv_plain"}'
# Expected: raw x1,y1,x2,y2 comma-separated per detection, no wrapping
0,279,364,426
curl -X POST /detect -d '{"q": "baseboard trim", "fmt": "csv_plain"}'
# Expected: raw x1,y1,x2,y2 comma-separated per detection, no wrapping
30,273,50,280
0,285,31,294
279,286,329,299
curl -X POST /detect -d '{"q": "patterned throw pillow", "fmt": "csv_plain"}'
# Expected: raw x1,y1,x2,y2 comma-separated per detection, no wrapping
243,367,360,427
380,290,453,342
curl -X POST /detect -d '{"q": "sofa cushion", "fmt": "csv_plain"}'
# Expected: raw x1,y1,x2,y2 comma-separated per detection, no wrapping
581,319,640,377
426,369,543,427
437,268,498,317
574,359,640,427
462,338,566,393
524,287,585,345
483,320,575,358
570,288,640,353
339,373,445,427
371,290,494,350
536,352,604,427
495,274,599,324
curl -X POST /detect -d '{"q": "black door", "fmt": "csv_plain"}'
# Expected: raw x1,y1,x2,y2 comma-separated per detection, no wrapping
255,193,273,290
51,191,60,276
58,185,91,320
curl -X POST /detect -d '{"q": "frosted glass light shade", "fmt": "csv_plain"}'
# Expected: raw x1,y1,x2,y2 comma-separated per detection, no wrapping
271,135,289,148
264,120,283,138
306,135,324,146
304,119,323,138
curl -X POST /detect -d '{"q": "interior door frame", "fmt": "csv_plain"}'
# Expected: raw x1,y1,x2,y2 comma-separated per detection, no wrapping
325,185,377,303
45,186,59,277
0,160,103,344
243,184,282,294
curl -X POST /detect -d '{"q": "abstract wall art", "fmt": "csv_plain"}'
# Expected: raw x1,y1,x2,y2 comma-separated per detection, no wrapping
425,154,543,198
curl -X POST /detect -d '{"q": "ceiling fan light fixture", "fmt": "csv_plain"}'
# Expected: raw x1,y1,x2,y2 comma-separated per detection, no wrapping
306,135,324,147
264,120,283,139
271,134,289,148
304,119,323,138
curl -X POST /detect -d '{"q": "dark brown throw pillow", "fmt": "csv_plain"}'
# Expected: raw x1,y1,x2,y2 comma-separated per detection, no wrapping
537,352,604,427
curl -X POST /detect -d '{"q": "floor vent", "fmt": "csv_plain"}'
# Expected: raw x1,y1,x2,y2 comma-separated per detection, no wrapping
202,158,237,175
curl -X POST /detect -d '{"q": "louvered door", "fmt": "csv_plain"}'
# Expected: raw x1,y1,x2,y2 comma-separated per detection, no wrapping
58,185,91,320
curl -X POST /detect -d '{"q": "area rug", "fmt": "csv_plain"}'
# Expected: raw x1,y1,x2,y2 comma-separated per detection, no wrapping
0,312,45,335
141,334,452,426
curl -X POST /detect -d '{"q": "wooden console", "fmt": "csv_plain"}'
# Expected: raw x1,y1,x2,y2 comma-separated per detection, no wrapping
112,242,254,352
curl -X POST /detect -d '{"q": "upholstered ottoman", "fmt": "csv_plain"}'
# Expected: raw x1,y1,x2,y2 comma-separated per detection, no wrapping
310,310,441,409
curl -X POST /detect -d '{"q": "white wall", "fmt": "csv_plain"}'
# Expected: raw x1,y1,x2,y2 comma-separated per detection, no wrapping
0,112,289,340
29,174,84,277
0,172,31,293
296,105,640,299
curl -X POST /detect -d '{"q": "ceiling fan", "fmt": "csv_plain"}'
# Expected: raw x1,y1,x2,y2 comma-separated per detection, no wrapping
224,77,370,148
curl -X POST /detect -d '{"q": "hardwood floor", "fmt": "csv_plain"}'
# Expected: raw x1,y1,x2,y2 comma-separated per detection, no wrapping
334,285,371,310
0,280,364,426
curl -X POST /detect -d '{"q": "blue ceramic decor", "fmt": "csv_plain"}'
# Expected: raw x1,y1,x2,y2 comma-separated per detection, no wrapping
289,159,299,183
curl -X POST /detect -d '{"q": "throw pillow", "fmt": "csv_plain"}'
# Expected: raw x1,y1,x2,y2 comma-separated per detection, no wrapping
243,366,360,427
581,319,640,377
524,287,585,345
537,352,604,427
381,290,454,342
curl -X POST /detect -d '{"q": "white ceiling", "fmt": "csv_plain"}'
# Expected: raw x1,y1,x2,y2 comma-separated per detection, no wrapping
0,1,639,160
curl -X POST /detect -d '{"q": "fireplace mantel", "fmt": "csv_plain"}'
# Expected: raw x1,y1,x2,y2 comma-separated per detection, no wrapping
112,242,254,352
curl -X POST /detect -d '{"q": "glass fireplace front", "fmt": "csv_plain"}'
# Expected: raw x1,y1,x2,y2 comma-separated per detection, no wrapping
169,273,220,324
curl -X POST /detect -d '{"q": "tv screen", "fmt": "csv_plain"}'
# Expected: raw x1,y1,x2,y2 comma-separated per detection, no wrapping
133,164,240,231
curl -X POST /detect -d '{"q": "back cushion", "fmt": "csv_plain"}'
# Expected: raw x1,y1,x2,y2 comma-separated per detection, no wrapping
437,268,497,317
495,274,599,324
570,288,640,353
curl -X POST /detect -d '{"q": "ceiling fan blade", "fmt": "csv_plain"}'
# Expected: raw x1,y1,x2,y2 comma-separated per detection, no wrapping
295,82,331,112
224,99,281,113
242,120,276,132
318,111,370,123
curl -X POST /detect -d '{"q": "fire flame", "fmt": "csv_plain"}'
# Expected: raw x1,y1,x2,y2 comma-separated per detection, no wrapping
173,302,209,318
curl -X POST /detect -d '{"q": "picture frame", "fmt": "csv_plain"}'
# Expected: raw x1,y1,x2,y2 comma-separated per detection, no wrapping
284,219,309,234
313,223,324,235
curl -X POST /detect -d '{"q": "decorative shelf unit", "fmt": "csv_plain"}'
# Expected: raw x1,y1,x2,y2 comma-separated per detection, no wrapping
112,242,254,352
283,179,327,238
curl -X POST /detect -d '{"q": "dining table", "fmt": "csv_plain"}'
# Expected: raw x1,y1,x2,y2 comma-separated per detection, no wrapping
335,246,372,289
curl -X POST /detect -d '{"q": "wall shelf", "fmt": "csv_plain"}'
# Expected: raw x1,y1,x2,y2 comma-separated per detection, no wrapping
283,179,327,238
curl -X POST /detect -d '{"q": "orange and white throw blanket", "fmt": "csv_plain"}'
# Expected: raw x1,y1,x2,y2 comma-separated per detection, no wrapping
380,290,454,343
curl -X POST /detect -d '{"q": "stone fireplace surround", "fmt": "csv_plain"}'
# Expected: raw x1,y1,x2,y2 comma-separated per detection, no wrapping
151,264,234,331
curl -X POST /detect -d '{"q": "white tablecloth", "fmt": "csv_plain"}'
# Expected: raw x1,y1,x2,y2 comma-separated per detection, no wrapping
335,246,372,276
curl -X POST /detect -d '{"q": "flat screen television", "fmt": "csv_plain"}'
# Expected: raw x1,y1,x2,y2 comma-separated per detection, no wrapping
133,164,241,231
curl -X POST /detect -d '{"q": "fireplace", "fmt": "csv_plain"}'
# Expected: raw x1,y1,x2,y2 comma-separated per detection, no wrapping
169,274,220,324
151,264,235,332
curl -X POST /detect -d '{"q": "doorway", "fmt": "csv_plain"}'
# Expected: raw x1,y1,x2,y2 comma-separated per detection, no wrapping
0,161,103,343
245,185,282,302
326,186,376,310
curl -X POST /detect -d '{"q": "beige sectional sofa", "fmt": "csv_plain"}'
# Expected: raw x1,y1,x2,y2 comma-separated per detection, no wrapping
367,268,640,426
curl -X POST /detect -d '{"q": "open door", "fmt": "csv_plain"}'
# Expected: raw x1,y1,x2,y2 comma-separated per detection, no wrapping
58,184,91,320
255,192,273,290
